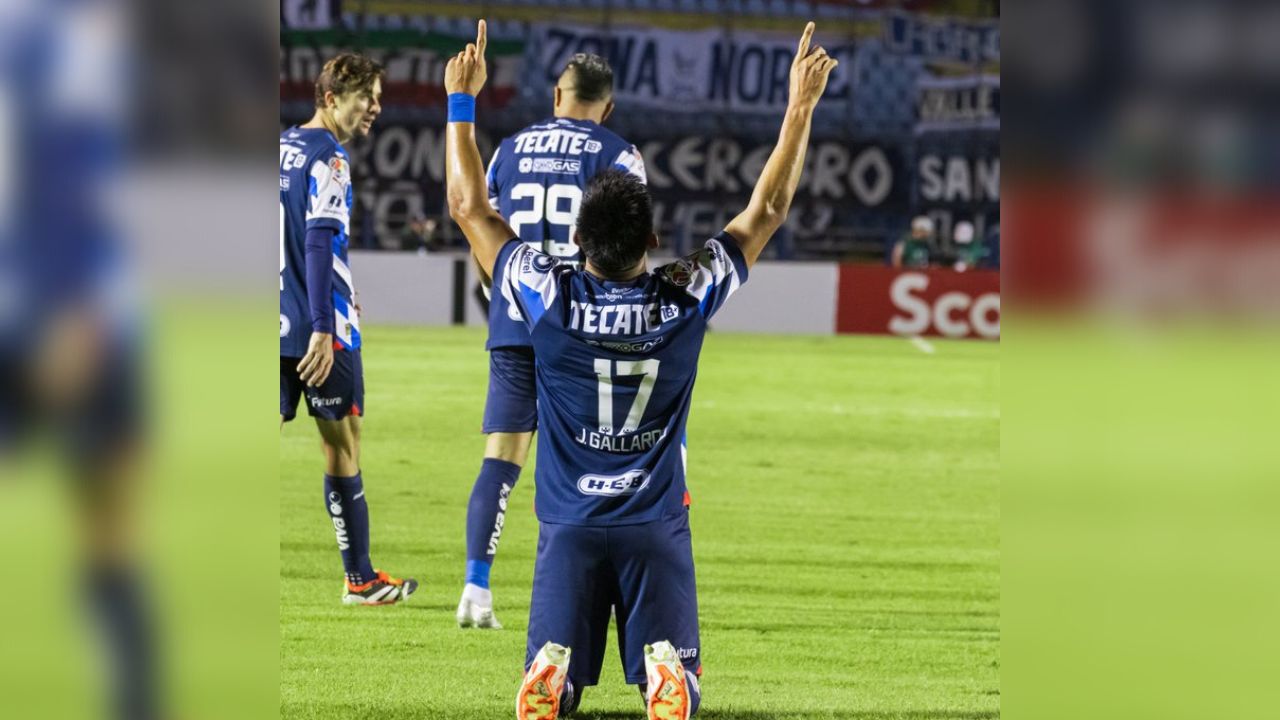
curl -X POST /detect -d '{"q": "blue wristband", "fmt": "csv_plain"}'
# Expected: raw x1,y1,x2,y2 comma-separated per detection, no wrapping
448,93,476,122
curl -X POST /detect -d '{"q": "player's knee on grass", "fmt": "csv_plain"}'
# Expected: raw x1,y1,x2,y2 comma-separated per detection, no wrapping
483,430,532,466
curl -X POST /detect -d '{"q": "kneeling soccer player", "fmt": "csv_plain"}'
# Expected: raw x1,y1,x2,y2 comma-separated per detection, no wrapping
444,19,836,719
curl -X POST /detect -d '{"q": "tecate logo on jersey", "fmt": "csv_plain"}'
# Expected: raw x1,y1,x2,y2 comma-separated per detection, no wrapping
577,470,650,497
511,128,599,155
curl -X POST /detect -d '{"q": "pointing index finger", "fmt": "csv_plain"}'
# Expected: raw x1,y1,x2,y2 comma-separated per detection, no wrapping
477,19,487,56
796,21,815,60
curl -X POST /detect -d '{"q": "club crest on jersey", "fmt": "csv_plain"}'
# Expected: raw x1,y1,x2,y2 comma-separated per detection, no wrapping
577,470,650,497
663,259,697,287
329,156,350,185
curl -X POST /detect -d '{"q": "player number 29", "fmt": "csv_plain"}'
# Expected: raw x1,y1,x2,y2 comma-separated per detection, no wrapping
593,358,659,435
508,182,583,258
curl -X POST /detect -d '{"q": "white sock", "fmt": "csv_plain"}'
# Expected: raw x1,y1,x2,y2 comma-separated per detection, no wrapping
463,583,493,606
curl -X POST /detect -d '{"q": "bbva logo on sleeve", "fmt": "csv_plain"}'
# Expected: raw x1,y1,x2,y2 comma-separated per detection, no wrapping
577,470,650,496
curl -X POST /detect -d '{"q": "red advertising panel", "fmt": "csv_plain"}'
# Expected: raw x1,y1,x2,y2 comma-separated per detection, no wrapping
837,265,1000,340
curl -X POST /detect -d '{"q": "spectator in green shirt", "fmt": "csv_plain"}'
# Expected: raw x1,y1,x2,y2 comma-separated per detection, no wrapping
951,221,987,272
892,215,935,268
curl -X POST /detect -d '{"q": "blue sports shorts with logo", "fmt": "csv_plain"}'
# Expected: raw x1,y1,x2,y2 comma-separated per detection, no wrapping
525,511,701,688
279,348,364,422
481,346,537,433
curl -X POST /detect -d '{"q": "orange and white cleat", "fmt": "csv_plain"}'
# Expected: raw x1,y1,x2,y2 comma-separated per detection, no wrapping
341,569,418,605
517,642,571,720
644,640,692,720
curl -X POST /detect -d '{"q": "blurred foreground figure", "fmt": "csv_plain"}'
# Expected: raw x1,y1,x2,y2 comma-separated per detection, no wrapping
279,53,419,604
0,0,156,717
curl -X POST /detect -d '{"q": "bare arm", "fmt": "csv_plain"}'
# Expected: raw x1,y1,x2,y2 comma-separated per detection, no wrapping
444,20,516,278
725,22,838,268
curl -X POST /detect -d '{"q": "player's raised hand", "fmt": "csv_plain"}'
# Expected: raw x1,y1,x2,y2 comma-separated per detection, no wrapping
444,19,488,96
789,22,838,111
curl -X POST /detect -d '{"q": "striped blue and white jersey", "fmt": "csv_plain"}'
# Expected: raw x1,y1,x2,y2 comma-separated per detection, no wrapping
493,231,749,526
485,117,646,350
279,126,360,357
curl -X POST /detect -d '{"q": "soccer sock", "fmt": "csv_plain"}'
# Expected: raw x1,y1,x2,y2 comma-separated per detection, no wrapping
561,678,579,714
324,473,376,585
464,458,521,589
85,565,156,720
686,670,702,716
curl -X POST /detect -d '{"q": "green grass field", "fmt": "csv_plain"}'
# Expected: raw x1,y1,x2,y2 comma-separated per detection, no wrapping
281,326,1000,719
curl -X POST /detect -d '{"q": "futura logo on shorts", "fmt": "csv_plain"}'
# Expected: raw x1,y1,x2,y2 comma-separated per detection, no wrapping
311,396,343,408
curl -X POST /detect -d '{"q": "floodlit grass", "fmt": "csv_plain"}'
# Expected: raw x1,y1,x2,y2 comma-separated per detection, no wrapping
281,326,1000,719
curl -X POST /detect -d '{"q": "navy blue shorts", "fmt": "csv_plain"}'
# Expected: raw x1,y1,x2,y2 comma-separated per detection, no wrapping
0,343,144,471
279,349,364,422
526,512,701,688
482,347,537,434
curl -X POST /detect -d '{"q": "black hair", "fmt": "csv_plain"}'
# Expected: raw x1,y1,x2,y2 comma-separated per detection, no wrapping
561,53,614,103
575,170,653,276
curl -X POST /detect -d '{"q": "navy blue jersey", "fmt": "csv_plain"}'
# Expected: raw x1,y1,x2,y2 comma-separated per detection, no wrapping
493,232,749,526
279,127,360,357
485,117,646,350
2,1,133,347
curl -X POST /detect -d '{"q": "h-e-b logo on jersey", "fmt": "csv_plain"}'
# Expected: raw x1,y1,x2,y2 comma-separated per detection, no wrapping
577,470,650,497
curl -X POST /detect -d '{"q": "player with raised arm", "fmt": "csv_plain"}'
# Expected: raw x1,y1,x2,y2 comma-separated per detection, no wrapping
456,51,648,630
280,53,418,605
446,20,836,719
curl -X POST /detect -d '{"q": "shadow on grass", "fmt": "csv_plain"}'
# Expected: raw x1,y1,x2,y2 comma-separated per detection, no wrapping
570,707,998,712
283,702,999,719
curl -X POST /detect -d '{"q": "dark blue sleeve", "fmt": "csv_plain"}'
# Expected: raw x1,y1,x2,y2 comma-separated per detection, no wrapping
716,230,751,284
305,227,335,334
